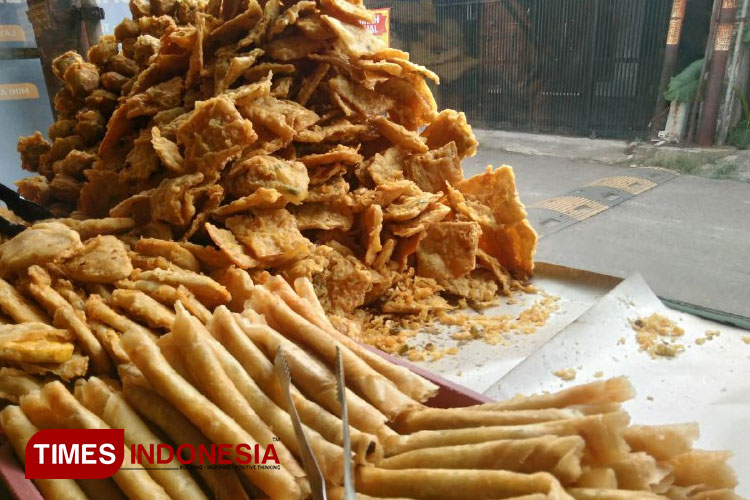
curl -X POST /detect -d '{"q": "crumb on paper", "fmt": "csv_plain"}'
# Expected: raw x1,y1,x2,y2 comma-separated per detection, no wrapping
647,395,654,401
695,329,722,346
629,313,685,358
743,336,750,345
617,337,626,345
594,371,603,378
705,330,720,339
353,286,559,359
553,368,576,381
406,349,426,362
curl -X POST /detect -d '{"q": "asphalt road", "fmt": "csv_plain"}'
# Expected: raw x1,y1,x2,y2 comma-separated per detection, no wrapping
464,149,750,319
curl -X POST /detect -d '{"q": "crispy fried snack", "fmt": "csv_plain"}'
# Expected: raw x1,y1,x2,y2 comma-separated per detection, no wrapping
120,323,308,500
12,0,537,326
75,377,209,500
23,381,172,500
0,405,89,500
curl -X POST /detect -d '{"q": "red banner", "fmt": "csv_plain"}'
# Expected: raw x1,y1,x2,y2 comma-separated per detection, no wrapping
25,429,124,479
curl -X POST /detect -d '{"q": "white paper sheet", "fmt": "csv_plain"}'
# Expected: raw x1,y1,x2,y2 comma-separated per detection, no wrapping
486,274,750,496
407,263,618,393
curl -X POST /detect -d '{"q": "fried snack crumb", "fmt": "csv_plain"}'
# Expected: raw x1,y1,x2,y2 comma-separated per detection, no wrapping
349,288,559,360
553,368,576,381
629,313,685,358
695,329,721,345
594,371,604,378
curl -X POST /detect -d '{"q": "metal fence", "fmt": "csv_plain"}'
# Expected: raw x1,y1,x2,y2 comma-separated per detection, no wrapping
368,0,673,139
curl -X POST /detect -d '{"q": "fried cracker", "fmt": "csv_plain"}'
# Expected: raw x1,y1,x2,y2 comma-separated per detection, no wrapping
59,235,133,284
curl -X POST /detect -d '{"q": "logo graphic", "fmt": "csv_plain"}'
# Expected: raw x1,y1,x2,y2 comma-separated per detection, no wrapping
24,429,281,478
25,429,124,479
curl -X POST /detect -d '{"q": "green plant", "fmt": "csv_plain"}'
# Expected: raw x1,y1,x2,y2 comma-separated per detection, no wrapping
708,162,739,179
727,86,750,149
669,155,702,175
664,59,703,103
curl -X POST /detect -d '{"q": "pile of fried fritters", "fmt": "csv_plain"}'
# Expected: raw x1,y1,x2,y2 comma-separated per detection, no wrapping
14,0,536,319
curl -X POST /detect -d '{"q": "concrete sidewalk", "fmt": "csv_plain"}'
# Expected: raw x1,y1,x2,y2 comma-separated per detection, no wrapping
473,129,750,182
465,141,750,320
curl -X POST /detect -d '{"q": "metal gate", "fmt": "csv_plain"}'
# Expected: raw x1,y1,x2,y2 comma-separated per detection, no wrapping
368,0,673,139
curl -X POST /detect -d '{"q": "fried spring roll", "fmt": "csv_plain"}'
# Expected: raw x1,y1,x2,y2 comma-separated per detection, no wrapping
464,378,635,412
0,367,42,403
76,479,127,500
274,276,439,403
214,309,381,461
120,326,307,500
394,406,582,433
328,490,549,500
26,276,112,374
0,405,89,500
202,307,347,479
567,489,669,500
120,370,250,500
292,277,330,325
18,389,59,430
216,266,255,312
687,489,745,500
170,304,307,481
126,280,213,324
574,467,617,488
36,381,172,500
88,321,130,365
379,435,585,484
623,424,699,461
610,452,672,491
110,289,176,329
252,285,418,418
385,412,630,465
0,278,48,323
76,377,209,500
86,294,156,340
355,467,574,500
238,313,395,439
666,451,737,489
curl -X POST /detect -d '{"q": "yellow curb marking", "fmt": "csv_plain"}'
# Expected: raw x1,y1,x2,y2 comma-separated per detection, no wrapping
586,176,657,195
531,196,609,221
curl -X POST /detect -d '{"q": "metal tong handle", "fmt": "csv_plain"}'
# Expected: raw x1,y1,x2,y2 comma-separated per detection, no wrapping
0,182,52,221
274,348,327,500
0,216,26,237
335,346,357,500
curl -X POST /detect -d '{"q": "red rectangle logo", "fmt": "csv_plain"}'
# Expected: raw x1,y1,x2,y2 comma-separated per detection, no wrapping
25,429,124,479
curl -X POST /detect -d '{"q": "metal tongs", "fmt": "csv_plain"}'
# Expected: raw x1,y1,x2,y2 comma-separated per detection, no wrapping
275,346,356,500
0,182,52,236
275,347,327,500
335,347,357,500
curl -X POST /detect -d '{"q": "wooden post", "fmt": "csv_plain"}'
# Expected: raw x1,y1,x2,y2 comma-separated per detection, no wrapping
697,0,739,146
650,0,688,138
687,0,723,144
716,0,750,145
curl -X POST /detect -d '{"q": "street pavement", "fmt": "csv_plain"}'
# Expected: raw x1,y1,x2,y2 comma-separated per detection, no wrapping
464,149,750,319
